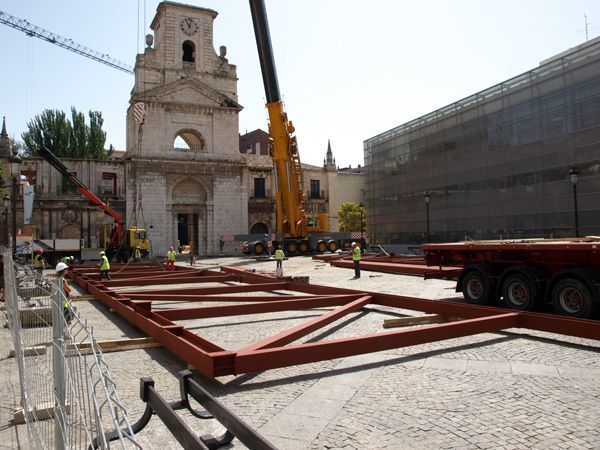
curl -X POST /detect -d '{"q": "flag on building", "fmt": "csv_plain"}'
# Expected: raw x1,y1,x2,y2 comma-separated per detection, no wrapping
133,102,146,125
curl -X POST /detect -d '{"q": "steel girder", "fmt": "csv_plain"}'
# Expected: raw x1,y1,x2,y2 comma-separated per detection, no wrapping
68,262,600,379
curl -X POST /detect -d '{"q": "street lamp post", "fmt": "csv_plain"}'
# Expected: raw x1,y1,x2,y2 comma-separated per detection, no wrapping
424,191,431,243
3,194,9,247
359,202,365,241
9,153,21,258
569,167,579,238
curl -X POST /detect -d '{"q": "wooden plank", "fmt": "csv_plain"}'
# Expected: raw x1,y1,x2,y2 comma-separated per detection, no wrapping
70,294,98,302
68,336,162,355
9,345,47,358
383,314,459,328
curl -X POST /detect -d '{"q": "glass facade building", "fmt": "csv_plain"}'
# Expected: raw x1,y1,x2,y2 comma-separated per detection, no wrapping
365,38,600,244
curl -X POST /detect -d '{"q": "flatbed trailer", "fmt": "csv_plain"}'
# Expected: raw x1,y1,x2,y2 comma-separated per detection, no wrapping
422,238,600,318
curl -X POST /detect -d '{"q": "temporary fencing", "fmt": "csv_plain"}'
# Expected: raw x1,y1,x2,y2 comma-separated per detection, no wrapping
4,251,140,449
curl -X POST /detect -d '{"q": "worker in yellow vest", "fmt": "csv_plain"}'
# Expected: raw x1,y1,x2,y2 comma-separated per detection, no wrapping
166,246,177,271
351,241,361,279
56,262,73,324
133,246,141,263
275,245,285,278
99,251,111,280
34,249,46,275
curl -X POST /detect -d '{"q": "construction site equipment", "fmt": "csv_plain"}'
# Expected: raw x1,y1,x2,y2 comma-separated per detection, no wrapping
100,370,276,449
423,238,600,318
220,231,367,256
239,0,366,255
68,262,600,379
38,146,150,261
0,10,134,74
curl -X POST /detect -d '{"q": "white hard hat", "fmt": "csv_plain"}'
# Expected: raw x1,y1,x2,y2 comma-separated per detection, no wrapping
56,262,68,272
100,251,105,255
351,241,357,246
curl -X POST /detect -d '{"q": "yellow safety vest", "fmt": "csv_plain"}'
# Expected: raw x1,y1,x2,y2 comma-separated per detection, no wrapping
34,254,44,268
275,249,284,261
167,250,177,261
134,249,141,259
100,255,110,271
352,247,362,261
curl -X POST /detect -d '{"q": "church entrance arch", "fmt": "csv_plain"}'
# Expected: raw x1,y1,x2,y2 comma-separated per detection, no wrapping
170,178,208,256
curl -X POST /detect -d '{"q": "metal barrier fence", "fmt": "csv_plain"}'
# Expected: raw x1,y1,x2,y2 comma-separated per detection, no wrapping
4,251,140,449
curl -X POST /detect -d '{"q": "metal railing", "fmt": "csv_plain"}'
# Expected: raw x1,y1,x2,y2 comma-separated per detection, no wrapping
4,250,140,449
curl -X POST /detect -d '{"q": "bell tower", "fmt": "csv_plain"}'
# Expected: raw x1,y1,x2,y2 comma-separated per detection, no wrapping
124,1,248,257
126,1,242,160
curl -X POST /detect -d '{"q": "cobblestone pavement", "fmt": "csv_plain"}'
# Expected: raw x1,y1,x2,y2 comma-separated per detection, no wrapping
2,255,600,449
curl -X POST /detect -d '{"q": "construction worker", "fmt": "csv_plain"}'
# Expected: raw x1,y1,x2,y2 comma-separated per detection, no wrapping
56,262,73,324
351,241,361,279
133,246,141,263
99,251,111,280
60,255,75,265
166,246,177,271
34,249,46,275
275,245,285,278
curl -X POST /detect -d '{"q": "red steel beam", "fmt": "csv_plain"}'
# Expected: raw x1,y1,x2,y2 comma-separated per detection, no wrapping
101,274,234,287
122,282,289,297
330,259,459,276
238,295,373,353
234,313,520,373
157,294,366,320
68,264,600,379
125,294,348,303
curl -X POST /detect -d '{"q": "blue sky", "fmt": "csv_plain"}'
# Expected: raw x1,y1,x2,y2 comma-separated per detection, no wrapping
1,1,599,167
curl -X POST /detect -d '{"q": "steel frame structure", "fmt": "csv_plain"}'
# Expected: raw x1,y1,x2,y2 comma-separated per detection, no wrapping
314,253,461,278
69,262,600,379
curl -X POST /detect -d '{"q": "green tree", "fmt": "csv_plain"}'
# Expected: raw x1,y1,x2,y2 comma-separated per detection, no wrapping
21,107,113,159
338,201,366,232
69,107,88,158
22,109,70,157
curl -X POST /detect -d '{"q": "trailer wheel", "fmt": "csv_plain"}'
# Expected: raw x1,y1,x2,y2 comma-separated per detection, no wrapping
298,241,309,254
253,242,265,255
327,240,338,253
461,270,494,305
286,241,298,255
316,240,327,253
501,272,539,311
551,277,598,318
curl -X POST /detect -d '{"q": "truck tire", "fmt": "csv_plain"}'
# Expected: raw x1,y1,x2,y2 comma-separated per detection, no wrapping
501,271,540,311
316,240,327,253
461,269,494,305
253,242,265,255
551,277,598,318
327,240,338,253
298,241,309,254
286,241,298,255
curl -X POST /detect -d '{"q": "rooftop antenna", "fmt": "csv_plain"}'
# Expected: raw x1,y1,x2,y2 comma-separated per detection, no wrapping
584,13,589,41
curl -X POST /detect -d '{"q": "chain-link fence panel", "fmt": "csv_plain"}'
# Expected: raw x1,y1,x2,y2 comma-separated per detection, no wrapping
4,250,140,449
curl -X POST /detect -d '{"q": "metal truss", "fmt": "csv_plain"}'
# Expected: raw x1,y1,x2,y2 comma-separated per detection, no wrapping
314,253,461,278
69,262,600,379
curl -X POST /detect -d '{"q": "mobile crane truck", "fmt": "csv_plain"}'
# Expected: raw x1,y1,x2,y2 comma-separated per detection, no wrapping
39,147,150,262
224,0,366,256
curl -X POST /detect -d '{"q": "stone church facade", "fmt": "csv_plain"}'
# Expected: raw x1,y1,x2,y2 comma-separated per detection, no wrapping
124,2,246,256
